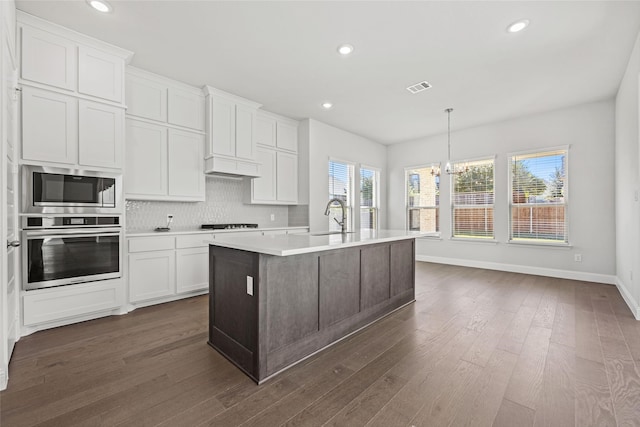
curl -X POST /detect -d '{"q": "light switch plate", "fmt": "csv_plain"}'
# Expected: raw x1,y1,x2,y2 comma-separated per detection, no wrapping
246,276,254,296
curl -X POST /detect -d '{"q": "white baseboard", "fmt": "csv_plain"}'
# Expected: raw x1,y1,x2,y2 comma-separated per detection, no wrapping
0,367,7,391
615,277,640,320
415,255,616,285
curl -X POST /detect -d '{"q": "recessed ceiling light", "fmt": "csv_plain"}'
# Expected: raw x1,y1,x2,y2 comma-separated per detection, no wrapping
321,102,333,110
337,44,354,56
507,19,529,33
87,0,112,13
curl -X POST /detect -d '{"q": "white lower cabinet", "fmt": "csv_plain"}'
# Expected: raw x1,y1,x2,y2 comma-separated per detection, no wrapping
176,247,209,293
128,250,176,303
23,279,124,327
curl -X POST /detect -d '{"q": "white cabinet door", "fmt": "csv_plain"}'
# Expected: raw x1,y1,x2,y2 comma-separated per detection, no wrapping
176,248,209,293
276,121,298,152
277,151,298,203
235,104,256,160
167,129,204,199
21,86,77,164
209,95,235,157
256,114,276,148
252,148,277,202
125,119,167,197
21,25,75,90
168,87,204,131
129,251,175,302
78,100,123,169
125,73,167,122
78,46,123,103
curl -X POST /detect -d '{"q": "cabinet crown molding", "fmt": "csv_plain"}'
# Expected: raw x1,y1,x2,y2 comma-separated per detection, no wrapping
17,11,134,62
202,85,262,109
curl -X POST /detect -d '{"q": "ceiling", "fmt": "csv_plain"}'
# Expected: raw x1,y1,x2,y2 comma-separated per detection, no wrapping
15,1,640,145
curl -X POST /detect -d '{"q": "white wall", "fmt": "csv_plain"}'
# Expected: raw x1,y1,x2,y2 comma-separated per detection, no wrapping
615,31,640,319
302,119,387,232
388,100,616,283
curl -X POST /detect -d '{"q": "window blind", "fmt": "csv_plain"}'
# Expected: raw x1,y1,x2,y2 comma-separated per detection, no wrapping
328,160,354,232
452,158,494,238
406,165,440,234
510,150,567,243
360,167,378,230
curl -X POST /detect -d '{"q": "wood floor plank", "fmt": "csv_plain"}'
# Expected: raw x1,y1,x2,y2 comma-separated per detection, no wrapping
493,398,535,427
603,358,640,426
497,305,537,355
550,302,576,348
503,326,552,410
462,310,515,367
575,309,604,364
532,342,575,427
449,349,519,427
574,357,616,427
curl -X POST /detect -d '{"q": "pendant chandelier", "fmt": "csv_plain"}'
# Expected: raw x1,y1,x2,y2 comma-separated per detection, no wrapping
443,107,468,175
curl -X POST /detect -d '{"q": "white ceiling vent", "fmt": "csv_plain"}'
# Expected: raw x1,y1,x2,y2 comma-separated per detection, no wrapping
406,81,432,94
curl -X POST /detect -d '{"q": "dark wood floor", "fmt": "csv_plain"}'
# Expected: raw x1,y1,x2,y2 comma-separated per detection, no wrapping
2,262,640,426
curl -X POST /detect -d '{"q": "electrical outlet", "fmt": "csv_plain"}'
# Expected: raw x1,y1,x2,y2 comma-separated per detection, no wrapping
167,213,174,222
270,213,275,221
574,254,582,262
246,276,254,296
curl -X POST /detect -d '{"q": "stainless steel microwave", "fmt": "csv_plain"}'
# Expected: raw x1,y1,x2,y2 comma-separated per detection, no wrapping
22,166,122,214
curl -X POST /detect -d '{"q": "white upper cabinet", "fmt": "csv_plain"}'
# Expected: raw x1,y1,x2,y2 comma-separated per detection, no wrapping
21,86,77,164
203,86,262,177
78,100,123,169
20,25,75,91
277,121,298,152
247,111,299,204
125,119,168,197
125,66,204,132
168,87,205,131
167,129,205,199
124,67,205,202
125,72,167,122
18,12,133,170
256,114,276,148
78,46,123,103
276,151,298,203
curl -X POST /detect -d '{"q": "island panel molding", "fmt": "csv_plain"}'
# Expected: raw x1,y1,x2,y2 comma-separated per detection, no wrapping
208,233,416,383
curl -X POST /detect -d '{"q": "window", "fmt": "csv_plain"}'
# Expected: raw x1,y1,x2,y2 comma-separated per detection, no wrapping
360,167,379,230
510,149,568,244
328,160,354,232
452,158,494,239
406,165,440,234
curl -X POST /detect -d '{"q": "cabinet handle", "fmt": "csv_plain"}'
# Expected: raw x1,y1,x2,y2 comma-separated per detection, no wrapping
7,240,20,248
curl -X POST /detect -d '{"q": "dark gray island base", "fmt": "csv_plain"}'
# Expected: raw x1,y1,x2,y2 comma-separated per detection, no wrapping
208,238,415,383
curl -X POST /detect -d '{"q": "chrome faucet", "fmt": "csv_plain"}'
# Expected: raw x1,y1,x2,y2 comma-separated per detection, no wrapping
324,198,347,234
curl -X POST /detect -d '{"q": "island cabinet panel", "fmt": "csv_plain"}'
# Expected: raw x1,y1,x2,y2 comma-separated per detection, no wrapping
319,249,361,329
390,240,415,296
208,238,415,383
209,249,258,376
360,244,391,310
265,255,319,352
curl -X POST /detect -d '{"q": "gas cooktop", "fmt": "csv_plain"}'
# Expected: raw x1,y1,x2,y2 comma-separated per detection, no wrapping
201,223,259,230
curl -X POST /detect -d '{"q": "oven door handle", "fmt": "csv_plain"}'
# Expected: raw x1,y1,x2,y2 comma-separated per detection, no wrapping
24,229,121,238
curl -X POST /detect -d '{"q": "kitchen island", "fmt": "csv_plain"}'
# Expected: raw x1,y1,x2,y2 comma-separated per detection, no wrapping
206,230,419,383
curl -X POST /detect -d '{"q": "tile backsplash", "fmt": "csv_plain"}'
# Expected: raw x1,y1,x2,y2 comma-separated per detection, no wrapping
125,176,291,232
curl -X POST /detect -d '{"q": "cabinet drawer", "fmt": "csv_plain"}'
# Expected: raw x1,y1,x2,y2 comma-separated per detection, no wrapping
128,236,175,253
176,234,213,249
262,230,286,236
23,280,124,326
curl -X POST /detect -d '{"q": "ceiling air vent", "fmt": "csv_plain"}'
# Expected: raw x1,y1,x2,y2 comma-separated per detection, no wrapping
406,81,432,94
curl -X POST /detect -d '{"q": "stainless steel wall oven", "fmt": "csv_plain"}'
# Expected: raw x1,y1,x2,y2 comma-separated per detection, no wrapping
22,166,122,214
22,216,122,291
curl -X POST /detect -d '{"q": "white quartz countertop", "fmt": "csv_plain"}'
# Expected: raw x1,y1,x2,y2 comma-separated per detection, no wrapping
126,226,309,238
206,229,423,256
